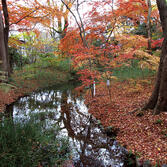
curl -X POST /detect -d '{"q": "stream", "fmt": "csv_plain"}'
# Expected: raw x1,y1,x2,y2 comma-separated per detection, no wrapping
5,83,132,167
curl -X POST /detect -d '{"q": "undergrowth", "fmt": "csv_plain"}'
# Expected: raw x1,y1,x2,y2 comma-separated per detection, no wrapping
11,57,76,88
112,60,156,81
0,114,71,167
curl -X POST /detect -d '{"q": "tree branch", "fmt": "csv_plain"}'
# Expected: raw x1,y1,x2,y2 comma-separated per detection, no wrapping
9,7,40,27
60,0,85,44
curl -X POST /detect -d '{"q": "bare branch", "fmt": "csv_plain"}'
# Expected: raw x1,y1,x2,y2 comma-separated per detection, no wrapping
61,0,85,44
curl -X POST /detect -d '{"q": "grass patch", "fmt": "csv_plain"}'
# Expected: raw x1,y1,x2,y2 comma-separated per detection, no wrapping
113,63,156,81
0,83,17,93
0,115,71,167
11,58,75,89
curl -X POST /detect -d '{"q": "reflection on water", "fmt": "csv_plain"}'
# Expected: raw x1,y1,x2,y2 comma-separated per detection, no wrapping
6,84,129,167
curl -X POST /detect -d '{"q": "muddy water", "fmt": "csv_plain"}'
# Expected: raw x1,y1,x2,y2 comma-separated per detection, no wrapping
6,83,130,167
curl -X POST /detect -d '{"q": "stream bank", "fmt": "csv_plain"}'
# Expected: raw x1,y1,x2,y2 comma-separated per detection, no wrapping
3,82,137,167
85,81,167,166
0,68,73,113
1,71,167,166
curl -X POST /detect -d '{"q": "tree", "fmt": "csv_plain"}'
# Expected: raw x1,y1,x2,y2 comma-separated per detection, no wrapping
0,0,10,77
60,0,120,93
46,0,75,39
59,0,154,94
0,10,8,74
144,0,167,114
1,0,38,76
146,0,152,51
24,0,75,39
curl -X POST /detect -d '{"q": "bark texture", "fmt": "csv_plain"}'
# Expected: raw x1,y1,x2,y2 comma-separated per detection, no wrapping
0,10,8,72
144,0,167,114
1,0,11,75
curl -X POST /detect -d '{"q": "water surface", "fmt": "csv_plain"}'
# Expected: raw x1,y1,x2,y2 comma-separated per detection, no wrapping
6,83,129,167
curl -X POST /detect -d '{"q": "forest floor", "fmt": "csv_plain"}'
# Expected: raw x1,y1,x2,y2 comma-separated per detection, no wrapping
85,77,167,166
0,74,167,166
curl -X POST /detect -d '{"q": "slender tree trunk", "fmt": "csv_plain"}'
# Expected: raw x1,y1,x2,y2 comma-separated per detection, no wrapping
61,0,94,97
2,0,9,46
0,10,8,72
144,0,167,114
147,0,152,51
1,0,11,75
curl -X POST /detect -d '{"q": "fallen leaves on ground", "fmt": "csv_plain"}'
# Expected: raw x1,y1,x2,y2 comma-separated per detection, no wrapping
85,78,167,166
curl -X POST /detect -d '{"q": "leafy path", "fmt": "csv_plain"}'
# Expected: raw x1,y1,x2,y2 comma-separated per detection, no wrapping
85,79,167,166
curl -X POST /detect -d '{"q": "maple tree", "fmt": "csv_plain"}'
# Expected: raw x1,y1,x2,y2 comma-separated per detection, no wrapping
0,0,165,115
59,0,159,92
0,0,41,78
1,0,167,165
24,0,75,39
60,0,117,93
0,0,69,75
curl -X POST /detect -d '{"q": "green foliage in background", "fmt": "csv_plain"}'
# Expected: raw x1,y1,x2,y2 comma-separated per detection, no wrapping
12,55,76,88
112,59,156,80
132,22,162,40
9,47,29,70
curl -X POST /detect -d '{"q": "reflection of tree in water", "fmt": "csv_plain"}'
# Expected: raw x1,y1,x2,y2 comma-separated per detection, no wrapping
59,90,127,167
7,85,128,167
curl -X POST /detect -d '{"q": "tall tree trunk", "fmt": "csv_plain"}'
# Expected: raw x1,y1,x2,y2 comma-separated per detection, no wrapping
143,39,165,110
0,10,8,72
144,0,167,114
154,38,167,114
1,0,11,75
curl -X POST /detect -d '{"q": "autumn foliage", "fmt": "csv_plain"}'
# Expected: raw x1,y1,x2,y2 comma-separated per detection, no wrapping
0,0,161,92
1,0,167,165
58,0,160,89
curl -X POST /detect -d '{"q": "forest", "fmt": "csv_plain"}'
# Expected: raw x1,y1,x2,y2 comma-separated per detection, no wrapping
0,0,167,166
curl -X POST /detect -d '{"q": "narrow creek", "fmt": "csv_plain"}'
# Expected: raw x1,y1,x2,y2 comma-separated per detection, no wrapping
5,83,133,167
